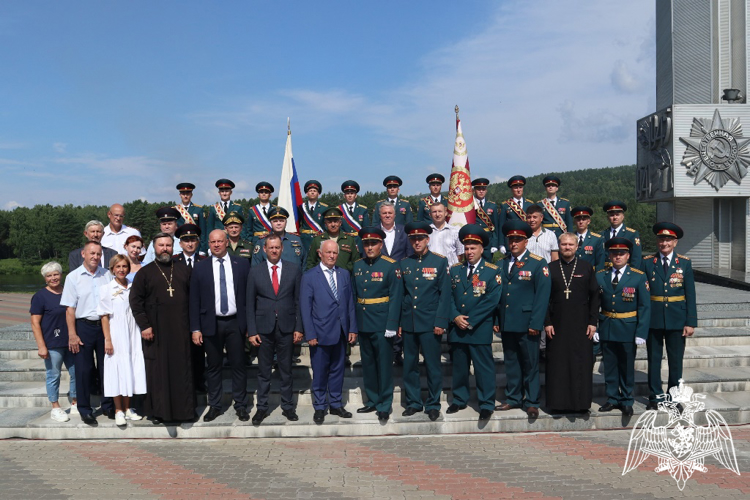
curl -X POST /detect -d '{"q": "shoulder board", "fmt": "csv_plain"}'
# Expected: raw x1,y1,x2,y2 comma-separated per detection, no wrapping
590,232,601,237
377,199,385,203
193,203,203,208
381,256,396,263
597,269,606,274
631,268,644,275
560,197,569,202
625,227,636,233
484,262,498,270
643,255,653,260
526,198,534,203
451,262,463,268
431,252,446,259
677,254,690,260
319,202,328,207
529,253,542,261
359,204,367,209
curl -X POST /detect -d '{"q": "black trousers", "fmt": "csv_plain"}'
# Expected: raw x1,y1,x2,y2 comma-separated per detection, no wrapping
74,320,113,417
203,316,248,411
256,322,295,411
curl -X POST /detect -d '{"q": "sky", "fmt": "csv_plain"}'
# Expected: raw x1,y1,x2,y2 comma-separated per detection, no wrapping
0,0,656,209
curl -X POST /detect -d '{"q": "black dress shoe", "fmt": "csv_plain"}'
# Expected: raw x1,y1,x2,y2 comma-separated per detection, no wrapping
478,409,493,420
393,354,403,366
251,409,266,425
330,407,352,418
292,357,301,364
282,409,299,421
236,408,250,422
598,402,618,412
357,405,377,413
427,409,440,421
345,357,352,368
645,402,658,411
446,403,467,414
105,409,116,420
80,414,98,426
151,417,163,425
203,407,222,422
622,406,634,417
313,409,326,423
401,407,420,417
377,411,389,422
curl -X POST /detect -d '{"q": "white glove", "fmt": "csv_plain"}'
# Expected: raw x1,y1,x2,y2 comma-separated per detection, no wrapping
635,337,646,346
490,247,498,254
499,246,507,255
384,330,397,338
593,332,599,343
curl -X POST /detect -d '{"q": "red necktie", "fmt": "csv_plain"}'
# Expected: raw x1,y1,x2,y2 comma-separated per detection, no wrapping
272,265,279,295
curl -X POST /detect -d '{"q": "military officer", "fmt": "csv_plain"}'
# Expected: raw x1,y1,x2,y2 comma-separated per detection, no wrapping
174,182,207,255
497,175,534,254
306,207,359,272
472,178,500,261
417,173,448,222
602,200,642,265
496,220,551,419
223,211,254,261
297,180,327,251
207,179,245,235
447,225,502,421
596,237,650,417
399,222,451,421
143,207,183,264
372,175,414,226
538,175,573,237
245,181,276,244
338,180,369,256
353,227,403,422
640,222,696,410
253,207,306,267
571,206,605,267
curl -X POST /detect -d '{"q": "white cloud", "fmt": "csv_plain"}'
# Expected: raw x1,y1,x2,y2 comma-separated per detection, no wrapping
3,201,20,210
0,142,26,150
610,60,644,93
53,142,67,153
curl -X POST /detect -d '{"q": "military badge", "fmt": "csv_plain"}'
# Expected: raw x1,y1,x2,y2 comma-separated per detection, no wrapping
400,207,406,213
518,270,532,281
516,261,525,268
253,245,261,254
371,272,384,282
294,247,301,256
358,214,363,220
402,268,411,275
585,245,594,254
472,275,486,296
542,267,549,277
635,238,641,246
487,208,493,214
395,269,401,279
622,287,636,301
422,267,437,280
495,274,502,284
645,281,650,292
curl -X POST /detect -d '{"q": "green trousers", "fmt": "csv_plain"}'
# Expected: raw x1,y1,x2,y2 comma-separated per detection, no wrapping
359,332,394,413
647,329,685,402
402,331,443,411
450,343,496,411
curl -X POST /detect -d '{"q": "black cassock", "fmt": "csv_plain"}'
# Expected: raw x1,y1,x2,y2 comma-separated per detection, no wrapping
130,260,196,421
544,258,599,411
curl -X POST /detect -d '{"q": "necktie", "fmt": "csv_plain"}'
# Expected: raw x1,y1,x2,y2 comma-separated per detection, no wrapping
391,199,396,204
224,202,228,212
327,269,338,300
509,257,515,273
263,206,267,216
272,265,279,295
467,264,474,278
480,200,484,209
219,258,228,314
434,197,439,204
578,235,584,248
612,269,619,285
349,206,354,216
611,228,617,239
188,257,193,269
663,256,669,274
552,199,556,208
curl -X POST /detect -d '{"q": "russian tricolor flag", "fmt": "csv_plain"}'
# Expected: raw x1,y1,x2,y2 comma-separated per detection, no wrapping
278,119,304,233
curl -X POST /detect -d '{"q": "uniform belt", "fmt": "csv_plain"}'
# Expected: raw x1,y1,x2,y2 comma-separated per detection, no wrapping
357,297,390,305
650,295,685,302
601,310,637,319
300,229,321,234
253,231,269,236
543,223,560,228
77,318,102,326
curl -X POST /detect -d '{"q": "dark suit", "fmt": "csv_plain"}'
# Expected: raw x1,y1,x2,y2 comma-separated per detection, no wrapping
246,259,302,412
174,253,207,389
300,265,358,411
381,224,409,262
68,246,118,271
189,254,250,412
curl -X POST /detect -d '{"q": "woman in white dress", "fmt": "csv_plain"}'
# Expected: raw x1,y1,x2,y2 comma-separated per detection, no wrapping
98,254,147,426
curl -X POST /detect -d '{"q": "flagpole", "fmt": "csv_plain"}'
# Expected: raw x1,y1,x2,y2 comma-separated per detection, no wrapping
287,117,291,135
455,105,459,120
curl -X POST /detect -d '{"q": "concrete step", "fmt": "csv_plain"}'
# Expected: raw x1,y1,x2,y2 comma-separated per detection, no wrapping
1,389,748,440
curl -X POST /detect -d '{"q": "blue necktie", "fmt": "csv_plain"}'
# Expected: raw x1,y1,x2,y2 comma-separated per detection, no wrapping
219,258,228,315
327,269,338,301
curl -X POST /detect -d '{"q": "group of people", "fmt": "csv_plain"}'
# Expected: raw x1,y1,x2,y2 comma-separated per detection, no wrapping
29,172,696,425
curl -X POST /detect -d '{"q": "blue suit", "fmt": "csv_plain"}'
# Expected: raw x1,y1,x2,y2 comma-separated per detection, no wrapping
382,224,409,262
300,265,358,410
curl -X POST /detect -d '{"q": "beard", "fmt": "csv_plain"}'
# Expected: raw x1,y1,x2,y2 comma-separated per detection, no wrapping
155,252,172,264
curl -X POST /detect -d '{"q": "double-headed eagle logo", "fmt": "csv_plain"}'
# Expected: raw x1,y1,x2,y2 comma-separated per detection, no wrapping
623,380,740,490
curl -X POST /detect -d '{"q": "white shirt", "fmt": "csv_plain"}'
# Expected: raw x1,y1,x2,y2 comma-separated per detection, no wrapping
267,259,283,283
473,197,486,209
182,253,197,268
382,225,396,255
101,224,141,255
319,263,337,291
60,265,112,320
428,223,464,267
612,265,628,283
212,255,237,316
466,258,482,276
430,195,442,204
660,251,674,268
508,250,527,273
609,224,624,238
513,197,524,205
527,228,557,262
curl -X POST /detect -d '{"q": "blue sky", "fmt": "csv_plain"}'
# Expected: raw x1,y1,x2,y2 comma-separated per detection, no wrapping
0,0,655,209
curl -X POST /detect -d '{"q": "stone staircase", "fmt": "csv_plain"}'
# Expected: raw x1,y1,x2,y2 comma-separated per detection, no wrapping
0,282,748,439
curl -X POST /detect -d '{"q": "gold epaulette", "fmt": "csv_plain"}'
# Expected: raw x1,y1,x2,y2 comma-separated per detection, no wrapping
431,252,446,259
193,203,203,208
625,227,637,233
451,262,463,268
597,269,606,273
359,204,367,209
590,232,601,237
484,262,498,270
560,197,569,201
526,198,534,203
377,199,385,203
631,268,644,275
643,255,654,260
529,253,543,261
677,253,690,260
381,256,396,263
320,202,328,207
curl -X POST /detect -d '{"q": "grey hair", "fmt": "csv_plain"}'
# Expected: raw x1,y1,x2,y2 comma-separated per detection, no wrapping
84,220,105,232
558,232,579,246
379,201,395,213
40,261,62,277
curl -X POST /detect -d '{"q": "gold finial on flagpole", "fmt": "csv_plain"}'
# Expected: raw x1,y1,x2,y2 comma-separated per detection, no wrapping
455,105,459,119
287,117,291,135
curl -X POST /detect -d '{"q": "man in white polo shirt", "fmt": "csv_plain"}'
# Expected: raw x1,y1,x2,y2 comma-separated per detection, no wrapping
101,204,142,255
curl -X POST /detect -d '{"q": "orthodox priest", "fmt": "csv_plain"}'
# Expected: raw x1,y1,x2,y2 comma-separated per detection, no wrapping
130,232,196,423
543,232,599,413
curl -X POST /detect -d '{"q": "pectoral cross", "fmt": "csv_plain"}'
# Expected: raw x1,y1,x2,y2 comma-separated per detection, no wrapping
167,285,174,297
564,289,571,299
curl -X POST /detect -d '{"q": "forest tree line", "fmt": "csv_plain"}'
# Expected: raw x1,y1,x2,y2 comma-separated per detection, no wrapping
0,164,656,272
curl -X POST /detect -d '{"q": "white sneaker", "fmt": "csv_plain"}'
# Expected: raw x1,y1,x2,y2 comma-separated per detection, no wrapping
51,408,70,422
125,408,142,421
115,411,127,426
68,403,79,415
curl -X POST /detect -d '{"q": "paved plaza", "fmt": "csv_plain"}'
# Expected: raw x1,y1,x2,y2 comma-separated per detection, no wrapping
1,426,749,499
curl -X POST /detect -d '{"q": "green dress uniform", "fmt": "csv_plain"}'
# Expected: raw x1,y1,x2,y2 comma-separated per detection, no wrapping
417,196,448,222
353,254,403,414
596,265,650,408
448,259,502,411
576,231,605,268
175,203,208,254
602,226,643,266
475,199,499,261
227,238,254,261
339,203,369,256
539,197,573,237
372,198,414,226
298,201,327,250
252,233,306,267
499,251,551,410
305,232,359,272
497,198,534,251
207,201,245,234
399,251,451,411
245,204,276,244
641,252,697,403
